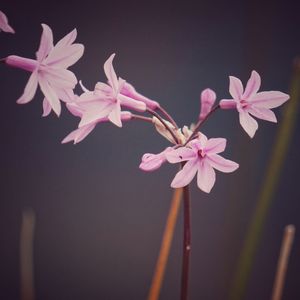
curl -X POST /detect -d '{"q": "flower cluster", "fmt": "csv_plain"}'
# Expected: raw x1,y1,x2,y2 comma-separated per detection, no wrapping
1,11,290,193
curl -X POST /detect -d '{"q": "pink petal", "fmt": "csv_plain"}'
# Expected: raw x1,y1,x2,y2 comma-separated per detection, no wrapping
229,76,243,99
66,102,84,117
250,91,289,108
104,54,119,93
165,147,196,163
121,81,159,109
17,71,38,104
108,103,122,127
95,82,111,94
43,67,77,88
0,10,15,33
53,28,77,48
248,107,277,123
239,110,258,138
38,76,61,116
206,154,239,173
45,43,84,68
62,124,96,144
79,102,113,127
118,94,146,112
171,159,198,188
243,70,261,99
205,138,226,154
42,98,52,117
197,160,216,193
36,24,53,61
56,88,76,103
199,88,216,121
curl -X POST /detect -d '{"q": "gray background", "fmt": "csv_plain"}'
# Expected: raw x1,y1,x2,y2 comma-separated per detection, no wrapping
0,0,299,299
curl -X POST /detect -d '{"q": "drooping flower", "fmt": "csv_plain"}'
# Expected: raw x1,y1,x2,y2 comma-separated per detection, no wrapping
165,133,239,193
139,147,173,171
0,10,15,33
4,24,84,116
76,54,146,128
219,71,289,138
199,88,216,121
62,102,132,144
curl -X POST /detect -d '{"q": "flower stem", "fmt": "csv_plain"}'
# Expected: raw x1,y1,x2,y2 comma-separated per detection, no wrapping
147,188,183,300
181,184,191,300
131,114,153,123
184,105,220,146
146,108,180,144
271,225,295,300
157,105,179,129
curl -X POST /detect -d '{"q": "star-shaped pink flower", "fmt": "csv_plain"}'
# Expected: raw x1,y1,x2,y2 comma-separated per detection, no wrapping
220,71,289,138
62,101,132,144
5,24,84,116
165,134,239,193
0,10,15,33
76,54,146,128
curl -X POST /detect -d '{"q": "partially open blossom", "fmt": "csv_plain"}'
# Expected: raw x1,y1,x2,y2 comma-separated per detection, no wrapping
5,24,84,116
139,147,173,171
0,10,15,33
219,71,289,138
76,54,146,128
62,101,132,144
199,88,216,121
166,133,239,193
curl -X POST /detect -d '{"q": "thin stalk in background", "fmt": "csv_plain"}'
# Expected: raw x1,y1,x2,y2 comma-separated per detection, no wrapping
20,209,36,300
271,225,295,300
147,188,183,300
229,62,300,300
181,185,191,300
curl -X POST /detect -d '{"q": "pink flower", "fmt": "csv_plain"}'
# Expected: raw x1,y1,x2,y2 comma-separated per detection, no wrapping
139,147,173,171
199,88,216,121
166,134,239,193
220,71,289,138
62,102,132,144
5,24,84,116
0,10,15,33
76,54,146,128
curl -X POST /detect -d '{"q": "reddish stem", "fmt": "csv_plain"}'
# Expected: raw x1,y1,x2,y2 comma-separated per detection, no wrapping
184,105,220,146
181,184,191,300
157,105,179,129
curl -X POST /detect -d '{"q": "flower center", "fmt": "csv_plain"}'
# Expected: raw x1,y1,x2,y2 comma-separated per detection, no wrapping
240,99,249,108
198,149,205,158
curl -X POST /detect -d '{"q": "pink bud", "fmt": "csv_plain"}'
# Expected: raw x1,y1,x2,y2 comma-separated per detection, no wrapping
199,88,216,121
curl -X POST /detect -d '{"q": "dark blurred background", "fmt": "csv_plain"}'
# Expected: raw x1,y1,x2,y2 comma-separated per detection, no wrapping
0,0,299,299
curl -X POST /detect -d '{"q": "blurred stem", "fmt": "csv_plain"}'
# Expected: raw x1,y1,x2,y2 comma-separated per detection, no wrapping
229,62,300,300
147,188,183,300
20,209,36,300
157,105,179,129
181,185,191,300
271,225,295,300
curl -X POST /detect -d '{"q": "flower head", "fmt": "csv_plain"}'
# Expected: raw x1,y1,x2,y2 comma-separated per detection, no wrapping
5,24,84,116
76,54,146,128
220,71,289,138
166,133,239,193
0,10,15,33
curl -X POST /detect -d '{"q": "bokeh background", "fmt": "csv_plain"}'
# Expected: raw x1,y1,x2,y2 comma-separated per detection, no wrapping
0,0,299,299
